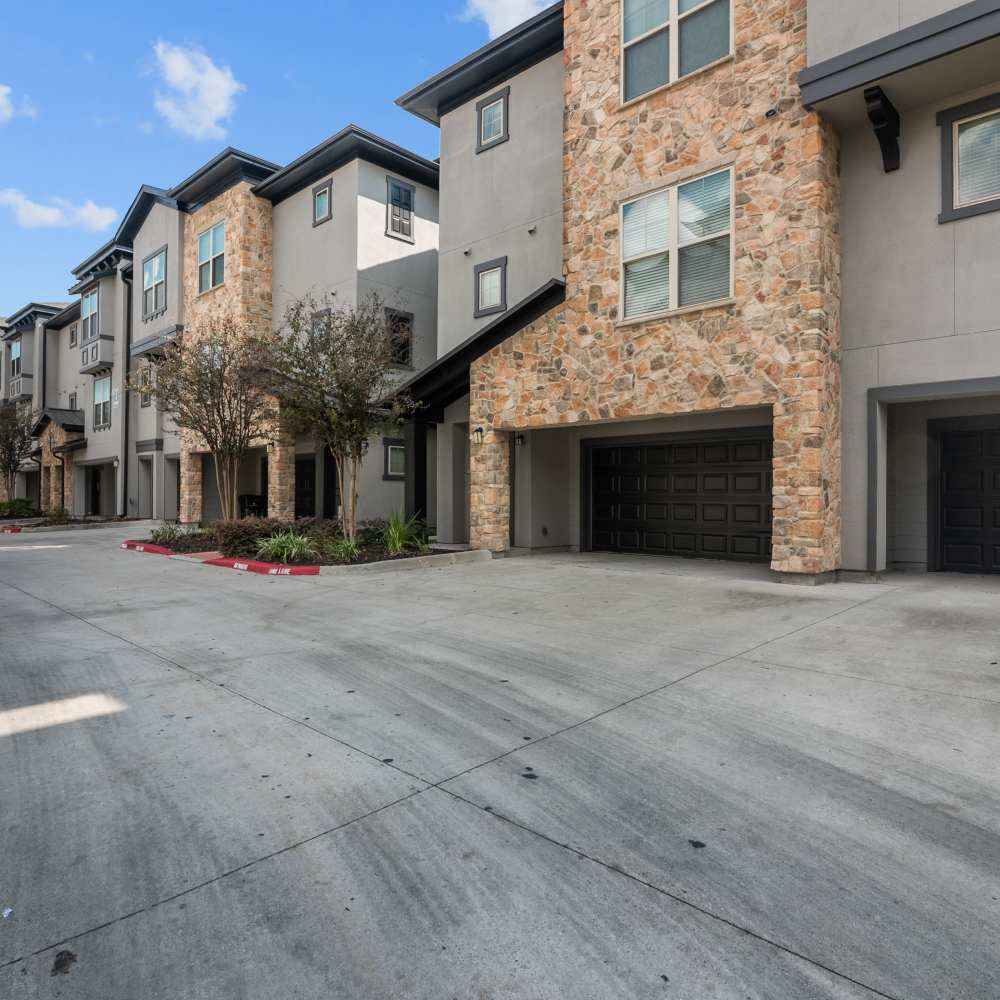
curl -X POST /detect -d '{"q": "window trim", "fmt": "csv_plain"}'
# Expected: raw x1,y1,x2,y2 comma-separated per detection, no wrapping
141,244,168,321
619,165,735,321
93,375,112,429
10,338,21,379
139,366,152,408
620,0,734,107
476,86,510,153
938,91,1000,224
385,176,416,244
383,438,406,481
474,256,508,319
385,307,415,370
312,178,333,227
80,285,100,343
197,221,226,294
69,324,78,348
68,391,77,411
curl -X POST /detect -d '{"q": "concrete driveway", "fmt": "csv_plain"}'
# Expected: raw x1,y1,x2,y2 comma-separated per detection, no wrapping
1,525,998,999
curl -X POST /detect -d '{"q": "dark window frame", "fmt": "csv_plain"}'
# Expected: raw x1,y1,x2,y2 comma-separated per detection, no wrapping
385,308,415,370
474,256,508,319
476,86,510,153
312,178,333,227
386,176,416,243
68,391,77,411
141,244,168,321
139,365,152,408
938,91,1000,224
197,221,225,294
93,374,112,429
310,308,331,335
69,324,78,348
9,338,21,378
80,284,100,342
383,437,406,481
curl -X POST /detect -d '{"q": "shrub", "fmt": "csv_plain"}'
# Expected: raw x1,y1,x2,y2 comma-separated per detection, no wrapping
0,498,38,518
358,518,388,547
150,522,183,545
256,529,319,564
213,518,285,557
382,511,428,556
325,536,360,564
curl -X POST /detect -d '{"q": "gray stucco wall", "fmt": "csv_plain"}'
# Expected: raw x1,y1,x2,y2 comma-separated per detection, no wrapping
437,52,563,356
132,202,184,340
839,79,1000,570
807,0,969,65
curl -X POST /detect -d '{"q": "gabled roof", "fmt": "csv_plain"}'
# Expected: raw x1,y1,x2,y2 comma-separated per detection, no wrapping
115,185,178,244
168,147,281,211
70,240,133,289
399,278,566,419
396,2,564,126
3,302,68,339
32,407,85,437
252,125,439,203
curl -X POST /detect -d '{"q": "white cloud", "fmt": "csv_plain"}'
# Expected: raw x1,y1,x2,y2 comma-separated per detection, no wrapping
461,0,549,38
151,41,244,140
0,190,117,232
0,84,38,125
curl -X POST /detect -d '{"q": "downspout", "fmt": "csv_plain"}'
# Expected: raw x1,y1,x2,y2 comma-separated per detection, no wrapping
60,453,67,511
120,267,132,519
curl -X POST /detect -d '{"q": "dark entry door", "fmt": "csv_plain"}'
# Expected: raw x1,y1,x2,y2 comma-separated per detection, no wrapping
295,455,316,519
938,423,1000,573
89,467,101,515
587,431,773,562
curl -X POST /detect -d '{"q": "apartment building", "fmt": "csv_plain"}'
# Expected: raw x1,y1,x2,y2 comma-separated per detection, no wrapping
398,0,1000,579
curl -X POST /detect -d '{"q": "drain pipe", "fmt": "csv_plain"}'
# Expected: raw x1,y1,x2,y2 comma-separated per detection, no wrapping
119,266,132,519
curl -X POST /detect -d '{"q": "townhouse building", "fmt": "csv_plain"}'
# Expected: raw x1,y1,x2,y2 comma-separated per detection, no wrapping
399,0,1000,580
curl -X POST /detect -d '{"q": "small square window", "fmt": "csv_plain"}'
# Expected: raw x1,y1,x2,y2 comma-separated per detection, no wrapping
383,439,406,481
476,87,510,153
938,93,1000,223
69,392,77,411
313,180,332,226
386,178,415,242
474,257,507,318
386,309,414,368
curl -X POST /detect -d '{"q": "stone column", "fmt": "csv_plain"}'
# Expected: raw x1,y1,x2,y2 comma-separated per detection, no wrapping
50,464,63,513
63,459,75,516
179,450,203,525
267,433,296,522
469,428,510,553
39,465,50,513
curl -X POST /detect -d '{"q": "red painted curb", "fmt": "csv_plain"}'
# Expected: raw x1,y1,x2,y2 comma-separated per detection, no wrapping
121,540,174,556
1,527,23,535
204,557,321,577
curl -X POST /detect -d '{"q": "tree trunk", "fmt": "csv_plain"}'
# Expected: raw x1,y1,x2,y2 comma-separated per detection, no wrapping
350,451,362,541
213,453,241,522
334,450,352,540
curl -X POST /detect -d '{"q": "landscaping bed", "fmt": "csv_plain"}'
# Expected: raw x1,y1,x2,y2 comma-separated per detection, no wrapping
0,499,41,520
138,515,435,567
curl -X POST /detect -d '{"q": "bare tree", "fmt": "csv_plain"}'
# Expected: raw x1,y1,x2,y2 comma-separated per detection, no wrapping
267,293,416,540
133,317,278,522
0,401,34,503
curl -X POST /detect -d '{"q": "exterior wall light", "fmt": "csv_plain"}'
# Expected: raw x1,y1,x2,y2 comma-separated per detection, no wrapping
473,427,485,445
514,433,526,447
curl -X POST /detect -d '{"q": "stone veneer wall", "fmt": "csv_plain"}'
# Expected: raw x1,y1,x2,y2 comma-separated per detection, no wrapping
177,181,290,523
38,423,81,513
469,0,842,574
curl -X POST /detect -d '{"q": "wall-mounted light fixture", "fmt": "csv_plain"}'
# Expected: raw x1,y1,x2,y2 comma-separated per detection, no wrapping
463,248,472,256
473,427,485,446
113,458,120,470
527,226,537,235
514,433,526,447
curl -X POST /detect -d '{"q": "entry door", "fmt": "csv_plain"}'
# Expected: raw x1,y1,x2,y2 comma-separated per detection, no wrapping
89,467,101,515
588,431,773,562
938,423,1000,573
295,456,316,519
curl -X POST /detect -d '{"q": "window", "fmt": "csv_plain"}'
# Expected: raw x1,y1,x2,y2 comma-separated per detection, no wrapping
938,93,1000,223
10,339,21,378
69,324,78,348
69,392,77,411
142,248,167,319
386,309,414,368
310,308,330,335
383,438,406,481
476,86,510,152
621,167,732,319
474,256,507,318
313,180,332,226
139,366,152,407
622,0,731,104
93,375,111,428
386,178,415,242
197,222,225,293
81,288,99,342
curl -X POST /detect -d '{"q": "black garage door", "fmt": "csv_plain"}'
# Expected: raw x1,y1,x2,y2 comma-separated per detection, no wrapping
938,423,1000,574
587,431,773,562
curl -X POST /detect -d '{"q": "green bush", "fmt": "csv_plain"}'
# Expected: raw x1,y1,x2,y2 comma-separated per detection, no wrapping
256,529,319,564
325,536,360,563
0,498,38,518
358,518,388,547
150,522,183,545
213,518,285,557
382,511,428,556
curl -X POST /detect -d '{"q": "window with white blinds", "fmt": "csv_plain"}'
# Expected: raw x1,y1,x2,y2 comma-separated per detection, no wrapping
621,167,733,319
956,109,1000,208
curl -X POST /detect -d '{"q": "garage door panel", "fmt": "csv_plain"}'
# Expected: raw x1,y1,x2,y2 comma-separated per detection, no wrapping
702,473,728,492
673,503,698,521
673,473,699,492
702,534,728,553
703,443,729,463
672,444,699,464
702,503,728,522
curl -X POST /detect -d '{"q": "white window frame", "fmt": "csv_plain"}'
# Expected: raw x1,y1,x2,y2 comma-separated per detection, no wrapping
197,221,225,294
80,287,99,342
481,98,504,145
142,248,167,319
10,339,21,378
93,375,112,429
383,439,406,481
953,107,1000,210
621,0,734,106
619,166,735,321
312,179,332,226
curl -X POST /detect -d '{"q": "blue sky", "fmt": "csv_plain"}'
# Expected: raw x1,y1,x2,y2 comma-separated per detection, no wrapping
0,0,549,314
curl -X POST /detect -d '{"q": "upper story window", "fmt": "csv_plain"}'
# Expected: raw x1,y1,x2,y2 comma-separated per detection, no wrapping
313,179,332,226
139,366,152,408
386,309,414,368
938,93,1000,223
93,375,111,428
10,339,21,378
474,257,508,318
69,324,78,347
69,391,77,411
198,222,225,293
621,167,733,320
476,86,510,153
142,248,167,319
81,288,99,342
386,178,415,242
622,0,732,104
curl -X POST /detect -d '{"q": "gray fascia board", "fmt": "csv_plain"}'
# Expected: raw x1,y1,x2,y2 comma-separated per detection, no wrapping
800,0,1000,107
3,302,65,336
168,147,281,210
71,241,133,281
396,1,564,125
115,186,178,244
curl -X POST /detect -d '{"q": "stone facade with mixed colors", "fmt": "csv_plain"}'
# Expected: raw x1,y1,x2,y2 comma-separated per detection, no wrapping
38,422,82,514
469,0,842,575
